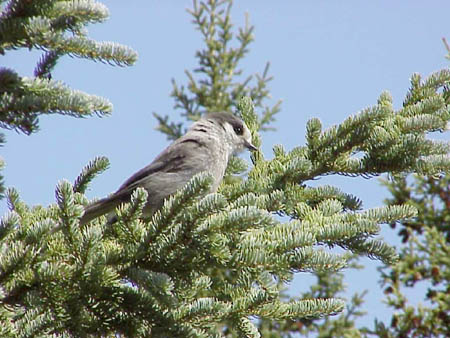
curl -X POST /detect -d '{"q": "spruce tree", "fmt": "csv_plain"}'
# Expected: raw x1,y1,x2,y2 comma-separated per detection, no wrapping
366,173,450,337
1,1,449,337
281,53,450,338
367,47,450,336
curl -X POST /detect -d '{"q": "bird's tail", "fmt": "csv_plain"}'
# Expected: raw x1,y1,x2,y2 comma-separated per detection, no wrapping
79,195,121,225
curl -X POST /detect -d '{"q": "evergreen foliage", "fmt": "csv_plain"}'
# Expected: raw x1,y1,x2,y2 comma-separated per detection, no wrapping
0,0,137,135
368,57,450,337
278,51,450,338
258,257,367,337
0,0,449,336
0,0,137,200
370,174,450,337
153,0,281,141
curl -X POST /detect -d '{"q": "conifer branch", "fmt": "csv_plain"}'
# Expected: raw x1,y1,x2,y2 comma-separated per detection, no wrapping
112,188,148,253
0,210,19,240
73,156,110,194
0,0,137,137
0,2,136,66
137,172,214,263
344,238,399,265
259,298,346,320
34,50,61,79
0,69,112,134
235,317,260,338
155,0,281,141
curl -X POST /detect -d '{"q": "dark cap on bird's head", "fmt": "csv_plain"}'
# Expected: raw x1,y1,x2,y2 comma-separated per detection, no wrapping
202,112,257,152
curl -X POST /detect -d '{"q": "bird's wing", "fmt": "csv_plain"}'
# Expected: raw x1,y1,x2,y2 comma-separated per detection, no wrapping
115,137,209,196
80,137,211,225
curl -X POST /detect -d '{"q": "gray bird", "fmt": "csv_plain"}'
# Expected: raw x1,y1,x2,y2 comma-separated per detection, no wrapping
79,112,257,225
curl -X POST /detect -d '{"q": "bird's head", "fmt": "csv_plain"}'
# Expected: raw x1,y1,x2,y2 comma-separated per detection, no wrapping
201,112,257,154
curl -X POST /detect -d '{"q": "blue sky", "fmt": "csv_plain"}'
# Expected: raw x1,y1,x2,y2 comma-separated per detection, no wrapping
2,1,449,330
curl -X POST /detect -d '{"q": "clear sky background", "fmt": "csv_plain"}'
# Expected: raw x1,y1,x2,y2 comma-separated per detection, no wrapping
2,0,449,331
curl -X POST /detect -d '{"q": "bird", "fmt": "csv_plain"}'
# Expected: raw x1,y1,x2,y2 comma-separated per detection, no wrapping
79,112,257,225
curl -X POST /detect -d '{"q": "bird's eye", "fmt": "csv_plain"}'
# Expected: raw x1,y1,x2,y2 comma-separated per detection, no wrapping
233,125,243,135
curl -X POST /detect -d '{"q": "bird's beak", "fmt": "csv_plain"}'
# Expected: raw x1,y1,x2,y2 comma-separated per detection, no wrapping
244,140,258,151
